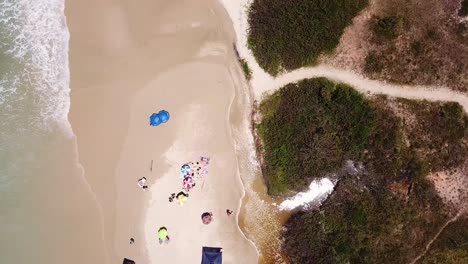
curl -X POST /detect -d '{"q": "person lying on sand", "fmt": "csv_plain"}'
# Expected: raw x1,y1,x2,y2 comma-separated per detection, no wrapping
137,177,148,190
200,157,210,165
158,227,170,245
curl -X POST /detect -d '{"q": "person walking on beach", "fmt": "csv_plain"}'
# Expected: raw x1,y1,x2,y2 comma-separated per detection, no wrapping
226,209,233,216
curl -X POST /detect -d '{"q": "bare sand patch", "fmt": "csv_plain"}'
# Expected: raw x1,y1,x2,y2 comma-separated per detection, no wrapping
427,163,468,213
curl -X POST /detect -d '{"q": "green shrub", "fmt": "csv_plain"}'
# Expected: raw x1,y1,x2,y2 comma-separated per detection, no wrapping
372,16,401,40
364,52,384,73
239,59,252,80
247,0,368,75
411,41,424,55
405,156,429,180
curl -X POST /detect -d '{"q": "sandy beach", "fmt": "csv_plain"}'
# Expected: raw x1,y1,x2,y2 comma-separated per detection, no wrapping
67,0,258,262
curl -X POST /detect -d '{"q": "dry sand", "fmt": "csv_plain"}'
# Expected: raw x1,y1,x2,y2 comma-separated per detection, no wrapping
140,62,257,263
67,0,258,263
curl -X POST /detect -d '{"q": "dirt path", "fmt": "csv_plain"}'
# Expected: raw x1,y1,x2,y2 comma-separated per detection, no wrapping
254,65,468,112
219,0,468,113
409,211,464,264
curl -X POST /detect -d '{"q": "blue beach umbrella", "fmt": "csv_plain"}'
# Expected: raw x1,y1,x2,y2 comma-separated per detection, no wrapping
158,110,170,123
150,113,161,126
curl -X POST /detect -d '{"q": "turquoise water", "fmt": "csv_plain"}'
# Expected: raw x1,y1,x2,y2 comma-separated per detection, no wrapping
0,1,107,262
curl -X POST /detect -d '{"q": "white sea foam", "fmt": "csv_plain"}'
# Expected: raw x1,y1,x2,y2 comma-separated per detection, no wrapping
279,178,336,210
0,0,72,135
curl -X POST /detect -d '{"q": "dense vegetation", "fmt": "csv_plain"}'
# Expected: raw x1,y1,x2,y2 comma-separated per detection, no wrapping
258,78,386,195
422,218,468,263
258,78,467,195
256,78,468,263
247,0,368,75
283,176,448,264
363,51,384,73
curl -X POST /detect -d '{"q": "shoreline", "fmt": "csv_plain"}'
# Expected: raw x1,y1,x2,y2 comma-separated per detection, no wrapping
69,136,111,263
218,1,294,262
226,67,260,255
226,55,264,258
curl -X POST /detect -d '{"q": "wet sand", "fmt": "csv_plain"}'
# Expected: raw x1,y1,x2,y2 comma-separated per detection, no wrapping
66,0,258,262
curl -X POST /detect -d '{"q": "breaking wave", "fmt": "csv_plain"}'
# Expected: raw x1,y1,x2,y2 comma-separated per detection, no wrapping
0,0,72,135
279,178,336,210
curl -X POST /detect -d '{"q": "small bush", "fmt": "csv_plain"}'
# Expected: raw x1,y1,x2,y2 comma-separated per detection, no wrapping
372,16,401,40
364,51,384,73
239,59,252,80
410,41,424,55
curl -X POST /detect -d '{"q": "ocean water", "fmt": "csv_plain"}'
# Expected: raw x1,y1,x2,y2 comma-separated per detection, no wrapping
0,1,107,263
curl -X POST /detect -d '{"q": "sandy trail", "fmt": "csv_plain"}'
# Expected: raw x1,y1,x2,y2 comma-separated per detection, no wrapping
261,66,468,110
218,0,468,112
